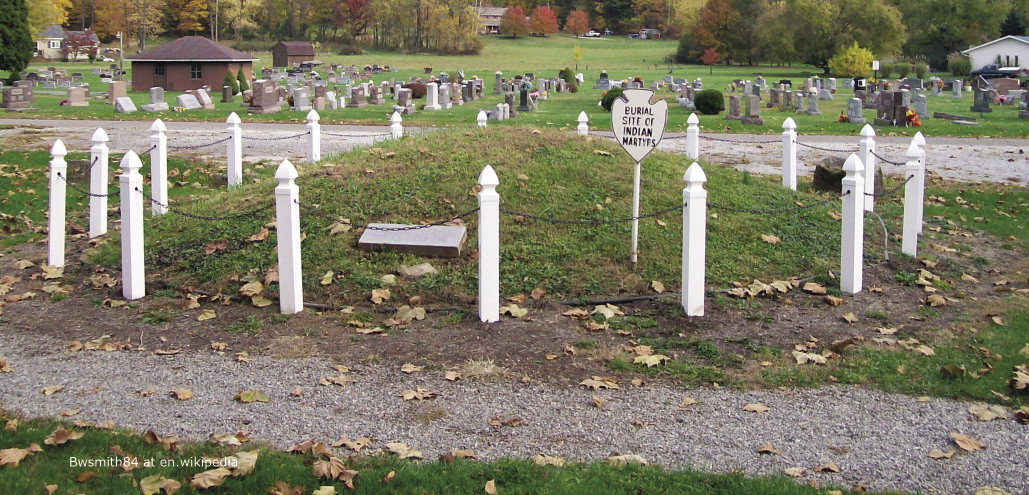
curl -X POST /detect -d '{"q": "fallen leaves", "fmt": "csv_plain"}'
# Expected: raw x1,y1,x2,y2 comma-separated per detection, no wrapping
485,479,497,495
499,304,528,318
331,436,371,452
0,443,42,467
386,442,423,459
1010,364,1029,391
929,448,957,460
742,403,770,414
313,457,358,488
189,467,233,490
968,404,1009,422
756,443,781,455
579,376,619,390
248,227,269,242
40,385,64,396
197,309,217,321
605,454,649,466
370,288,391,305
140,474,181,495
761,234,780,244
400,387,436,401
633,354,670,367
234,389,270,403
783,466,806,478
239,281,263,297
792,351,827,365
44,425,84,446
591,304,624,320
532,454,566,467
813,462,840,473
0,357,13,373
400,363,424,374
802,282,827,295
170,388,193,401
204,240,228,255
949,432,984,452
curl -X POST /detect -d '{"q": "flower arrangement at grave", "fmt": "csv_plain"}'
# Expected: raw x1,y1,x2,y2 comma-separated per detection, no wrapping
906,109,921,127
633,76,643,83
838,112,850,123
59,99,69,106
424,66,432,74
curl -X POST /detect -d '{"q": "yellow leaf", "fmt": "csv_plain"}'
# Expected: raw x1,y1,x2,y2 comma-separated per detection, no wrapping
197,310,217,321
248,228,269,242
499,304,528,318
189,467,232,489
802,282,826,295
532,454,566,466
742,403,770,414
239,281,263,297
824,295,843,306
40,385,63,396
40,265,64,279
170,388,193,401
400,363,424,374
928,449,956,460
949,432,984,452
485,479,497,495
251,295,273,308
633,354,669,367
783,467,805,478
650,280,665,293
842,312,858,323
370,288,391,304
761,234,780,244
320,271,334,286
44,426,84,445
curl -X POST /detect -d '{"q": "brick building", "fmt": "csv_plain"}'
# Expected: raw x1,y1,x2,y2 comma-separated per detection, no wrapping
271,41,315,67
127,36,258,92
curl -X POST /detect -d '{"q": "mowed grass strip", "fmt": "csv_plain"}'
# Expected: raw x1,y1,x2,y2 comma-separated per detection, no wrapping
0,413,883,495
90,127,847,304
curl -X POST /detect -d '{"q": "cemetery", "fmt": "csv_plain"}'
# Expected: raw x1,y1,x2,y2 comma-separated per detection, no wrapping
0,28,1028,495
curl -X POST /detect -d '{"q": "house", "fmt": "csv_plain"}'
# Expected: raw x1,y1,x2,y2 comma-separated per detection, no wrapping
35,25,99,61
962,35,1029,71
475,7,506,34
271,41,315,68
126,36,258,92
639,28,661,40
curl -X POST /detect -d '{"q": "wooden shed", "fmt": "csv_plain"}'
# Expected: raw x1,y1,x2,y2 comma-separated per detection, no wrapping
272,42,315,68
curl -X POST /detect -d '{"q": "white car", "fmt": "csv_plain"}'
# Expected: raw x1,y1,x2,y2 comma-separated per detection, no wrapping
585,30,601,37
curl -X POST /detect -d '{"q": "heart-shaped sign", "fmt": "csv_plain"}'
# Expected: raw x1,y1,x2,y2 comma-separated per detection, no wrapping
610,89,668,163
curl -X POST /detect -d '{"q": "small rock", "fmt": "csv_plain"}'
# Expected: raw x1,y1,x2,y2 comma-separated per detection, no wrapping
398,263,437,278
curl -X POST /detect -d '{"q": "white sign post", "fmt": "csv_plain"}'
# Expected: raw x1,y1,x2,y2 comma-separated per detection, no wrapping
611,89,667,264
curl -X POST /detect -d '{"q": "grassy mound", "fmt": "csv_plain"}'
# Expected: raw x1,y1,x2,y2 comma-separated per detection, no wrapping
95,128,848,304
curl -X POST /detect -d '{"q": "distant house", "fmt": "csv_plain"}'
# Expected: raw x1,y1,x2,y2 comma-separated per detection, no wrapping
127,36,258,92
639,28,661,40
962,35,1029,71
475,7,506,34
35,25,99,61
271,41,315,68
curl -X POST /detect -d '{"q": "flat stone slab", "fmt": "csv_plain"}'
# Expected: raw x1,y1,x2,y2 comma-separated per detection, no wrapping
358,224,467,258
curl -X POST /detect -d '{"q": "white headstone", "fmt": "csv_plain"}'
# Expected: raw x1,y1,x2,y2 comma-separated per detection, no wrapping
176,94,202,110
114,97,137,113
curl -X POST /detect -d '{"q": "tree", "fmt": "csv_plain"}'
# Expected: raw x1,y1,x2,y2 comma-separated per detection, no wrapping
529,6,558,35
572,44,583,70
827,42,874,77
223,69,239,93
219,0,259,43
689,0,738,63
564,9,590,37
0,0,33,82
701,47,719,73
27,0,72,38
62,29,98,61
1001,8,1027,36
173,0,209,33
501,5,529,38
236,67,248,92
788,0,905,74
893,0,1005,70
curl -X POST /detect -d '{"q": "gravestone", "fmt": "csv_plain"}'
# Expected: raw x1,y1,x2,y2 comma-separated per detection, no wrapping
818,88,833,100
505,92,518,118
828,78,837,93
2,86,32,111
518,87,531,112
971,89,992,112
438,84,452,110
794,91,805,113
741,95,763,125
358,224,467,258
369,86,385,104
451,83,463,106
494,72,503,94
312,97,325,111
176,93,202,110
1006,89,1025,105
992,78,1020,95
141,87,169,112
249,80,280,114
490,102,505,121
66,87,88,107
347,85,367,108
291,88,311,111
424,82,441,110
913,94,929,119
725,95,741,120
107,81,127,104
847,98,865,124
805,90,821,115
903,78,923,90
396,88,415,114
972,75,990,91
768,88,781,108
114,96,137,114
195,89,216,110
326,91,338,110
222,85,234,103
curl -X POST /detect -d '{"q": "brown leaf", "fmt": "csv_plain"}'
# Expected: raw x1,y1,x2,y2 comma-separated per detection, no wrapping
761,234,780,244
949,432,984,452
0,443,42,467
530,287,546,300
485,479,497,495
929,449,957,460
742,403,770,414
756,443,780,455
189,467,232,489
813,462,840,473
44,426,84,446
248,228,269,242
170,388,193,401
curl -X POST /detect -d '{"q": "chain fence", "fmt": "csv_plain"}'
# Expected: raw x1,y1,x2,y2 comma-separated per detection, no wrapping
296,200,479,231
55,171,115,198
138,188,274,221
697,134,780,145
167,136,232,151
866,175,914,197
241,131,310,142
499,203,686,225
320,131,391,139
795,141,859,154
708,190,849,215
870,149,907,166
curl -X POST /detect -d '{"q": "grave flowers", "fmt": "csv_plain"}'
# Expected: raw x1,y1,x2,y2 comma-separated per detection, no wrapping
906,109,921,127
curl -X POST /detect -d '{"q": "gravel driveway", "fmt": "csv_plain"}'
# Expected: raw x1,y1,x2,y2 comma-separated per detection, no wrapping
1,333,1025,495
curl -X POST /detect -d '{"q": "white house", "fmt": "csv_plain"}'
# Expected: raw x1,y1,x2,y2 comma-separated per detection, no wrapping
962,35,1029,71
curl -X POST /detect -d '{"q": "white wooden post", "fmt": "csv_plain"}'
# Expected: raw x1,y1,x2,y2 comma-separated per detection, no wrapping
841,154,865,294
477,110,488,128
119,151,145,300
781,117,797,190
306,109,321,162
577,111,589,136
478,165,500,323
47,139,68,268
275,159,303,315
858,124,876,212
149,119,168,215
89,128,110,237
685,113,699,160
901,143,923,257
390,111,403,140
682,162,707,317
226,112,242,187
912,132,926,234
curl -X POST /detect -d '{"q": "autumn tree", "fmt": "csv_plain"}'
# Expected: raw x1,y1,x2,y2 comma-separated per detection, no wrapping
701,47,719,73
219,0,259,43
27,0,72,38
689,0,737,63
530,5,558,35
564,9,590,37
893,0,1006,70
827,42,874,77
789,0,904,74
62,29,98,61
168,0,209,34
1,0,33,82
501,5,529,38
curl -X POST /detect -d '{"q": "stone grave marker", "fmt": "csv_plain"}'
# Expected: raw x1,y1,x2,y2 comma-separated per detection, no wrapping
913,94,929,119
347,85,367,108
141,87,169,112
451,83,463,106
438,84,452,110
66,86,88,107
424,82,441,110
725,94,741,120
114,97,137,113
291,88,311,111
177,93,202,110
971,89,992,112
222,85,234,103
358,224,467,258
249,80,280,114
806,89,821,115
396,88,415,114
326,91,338,110
195,89,216,110
847,98,865,124
107,81,127,104
741,95,763,125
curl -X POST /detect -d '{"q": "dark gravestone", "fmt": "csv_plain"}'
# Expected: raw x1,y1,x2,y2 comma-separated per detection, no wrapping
358,225,467,258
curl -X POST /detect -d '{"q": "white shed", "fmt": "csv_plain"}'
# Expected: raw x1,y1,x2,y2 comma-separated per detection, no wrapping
962,35,1029,71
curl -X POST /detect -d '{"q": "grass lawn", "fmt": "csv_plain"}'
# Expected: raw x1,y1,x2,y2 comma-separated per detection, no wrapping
0,413,878,495
82,127,853,304
4,36,1028,138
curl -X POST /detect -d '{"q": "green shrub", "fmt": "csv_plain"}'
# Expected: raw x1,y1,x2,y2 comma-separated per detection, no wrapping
896,63,911,78
947,53,971,76
559,67,579,93
694,89,724,115
914,62,928,79
222,70,239,94
827,42,874,78
879,61,894,78
600,86,624,112
236,68,249,92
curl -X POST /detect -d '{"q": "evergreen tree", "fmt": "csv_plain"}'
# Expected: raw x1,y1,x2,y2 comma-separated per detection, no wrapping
0,0,33,83
1000,8,1027,37
223,70,240,94
236,68,249,92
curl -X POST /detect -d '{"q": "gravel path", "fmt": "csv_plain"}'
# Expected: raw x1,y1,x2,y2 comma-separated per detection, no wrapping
1,333,1026,494
2,118,1028,184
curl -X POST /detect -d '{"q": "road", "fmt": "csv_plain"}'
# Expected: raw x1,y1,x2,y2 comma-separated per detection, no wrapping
2,118,1027,184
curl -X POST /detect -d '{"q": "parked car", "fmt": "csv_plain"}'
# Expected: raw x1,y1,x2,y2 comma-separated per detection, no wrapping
971,64,1025,79
603,28,614,36
584,30,601,37
628,33,640,39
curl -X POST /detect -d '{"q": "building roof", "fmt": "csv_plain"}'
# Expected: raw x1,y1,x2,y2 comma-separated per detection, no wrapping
475,6,507,16
38,25,99,43
962,35,1029,55
274,41,315,56
127,36,258,62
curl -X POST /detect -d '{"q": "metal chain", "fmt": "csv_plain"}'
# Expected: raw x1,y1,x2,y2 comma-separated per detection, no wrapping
296,200,478,231
138,188,274,221
870,150,907,166
698,135,780,145
242,131,310,141
55,172,115,198
865,175,914,198
796,141,859,154
86,155,99,171
499,203,686,225
320,131,391,138
167,136,232,150
138,144,157,156
708,191,849,214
